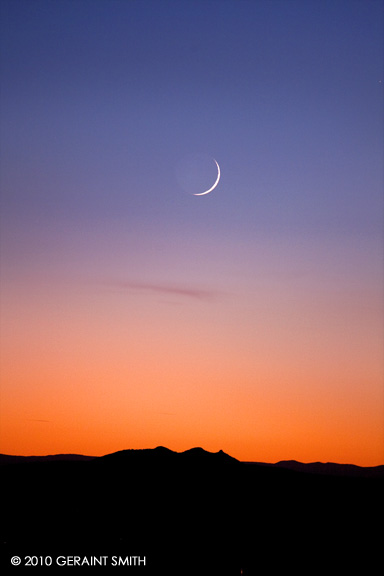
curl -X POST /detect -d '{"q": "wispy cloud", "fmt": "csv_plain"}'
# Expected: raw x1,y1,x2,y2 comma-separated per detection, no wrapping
115,281,219,302
26,419,51,423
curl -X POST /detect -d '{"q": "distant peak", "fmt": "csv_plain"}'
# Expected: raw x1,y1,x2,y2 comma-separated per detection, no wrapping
153,446,175,453
94,446,239,468
180,447,239,464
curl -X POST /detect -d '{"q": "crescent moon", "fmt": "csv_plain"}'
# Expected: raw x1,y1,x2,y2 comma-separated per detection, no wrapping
193,159,220,196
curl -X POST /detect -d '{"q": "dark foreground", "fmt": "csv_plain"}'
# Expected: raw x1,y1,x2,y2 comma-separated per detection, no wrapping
1,447,382,575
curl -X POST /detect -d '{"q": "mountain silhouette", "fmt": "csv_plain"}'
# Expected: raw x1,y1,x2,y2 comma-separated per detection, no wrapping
1,447,382,574
0,453,95,465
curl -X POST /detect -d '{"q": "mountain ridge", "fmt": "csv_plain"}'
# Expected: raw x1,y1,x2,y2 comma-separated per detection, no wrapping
1,447,382,477
1,445,382,574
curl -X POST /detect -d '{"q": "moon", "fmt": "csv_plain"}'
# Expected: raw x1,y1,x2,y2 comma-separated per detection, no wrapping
193,159,220,196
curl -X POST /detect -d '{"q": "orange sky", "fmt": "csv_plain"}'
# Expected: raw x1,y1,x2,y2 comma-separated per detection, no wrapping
1,238,383,466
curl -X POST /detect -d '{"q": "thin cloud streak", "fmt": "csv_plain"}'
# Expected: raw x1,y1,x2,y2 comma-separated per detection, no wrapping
115,281,220,301
26,419,51,423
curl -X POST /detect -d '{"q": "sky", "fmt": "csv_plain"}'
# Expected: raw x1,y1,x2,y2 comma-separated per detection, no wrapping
0,0,383,465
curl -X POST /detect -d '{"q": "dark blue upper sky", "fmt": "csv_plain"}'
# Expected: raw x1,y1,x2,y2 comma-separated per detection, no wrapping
2,0,382,237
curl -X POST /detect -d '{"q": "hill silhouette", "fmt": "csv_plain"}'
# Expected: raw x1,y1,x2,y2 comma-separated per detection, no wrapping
1,447,382,574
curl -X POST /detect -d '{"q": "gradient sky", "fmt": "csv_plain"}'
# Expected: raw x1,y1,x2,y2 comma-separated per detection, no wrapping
1,0,383,465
